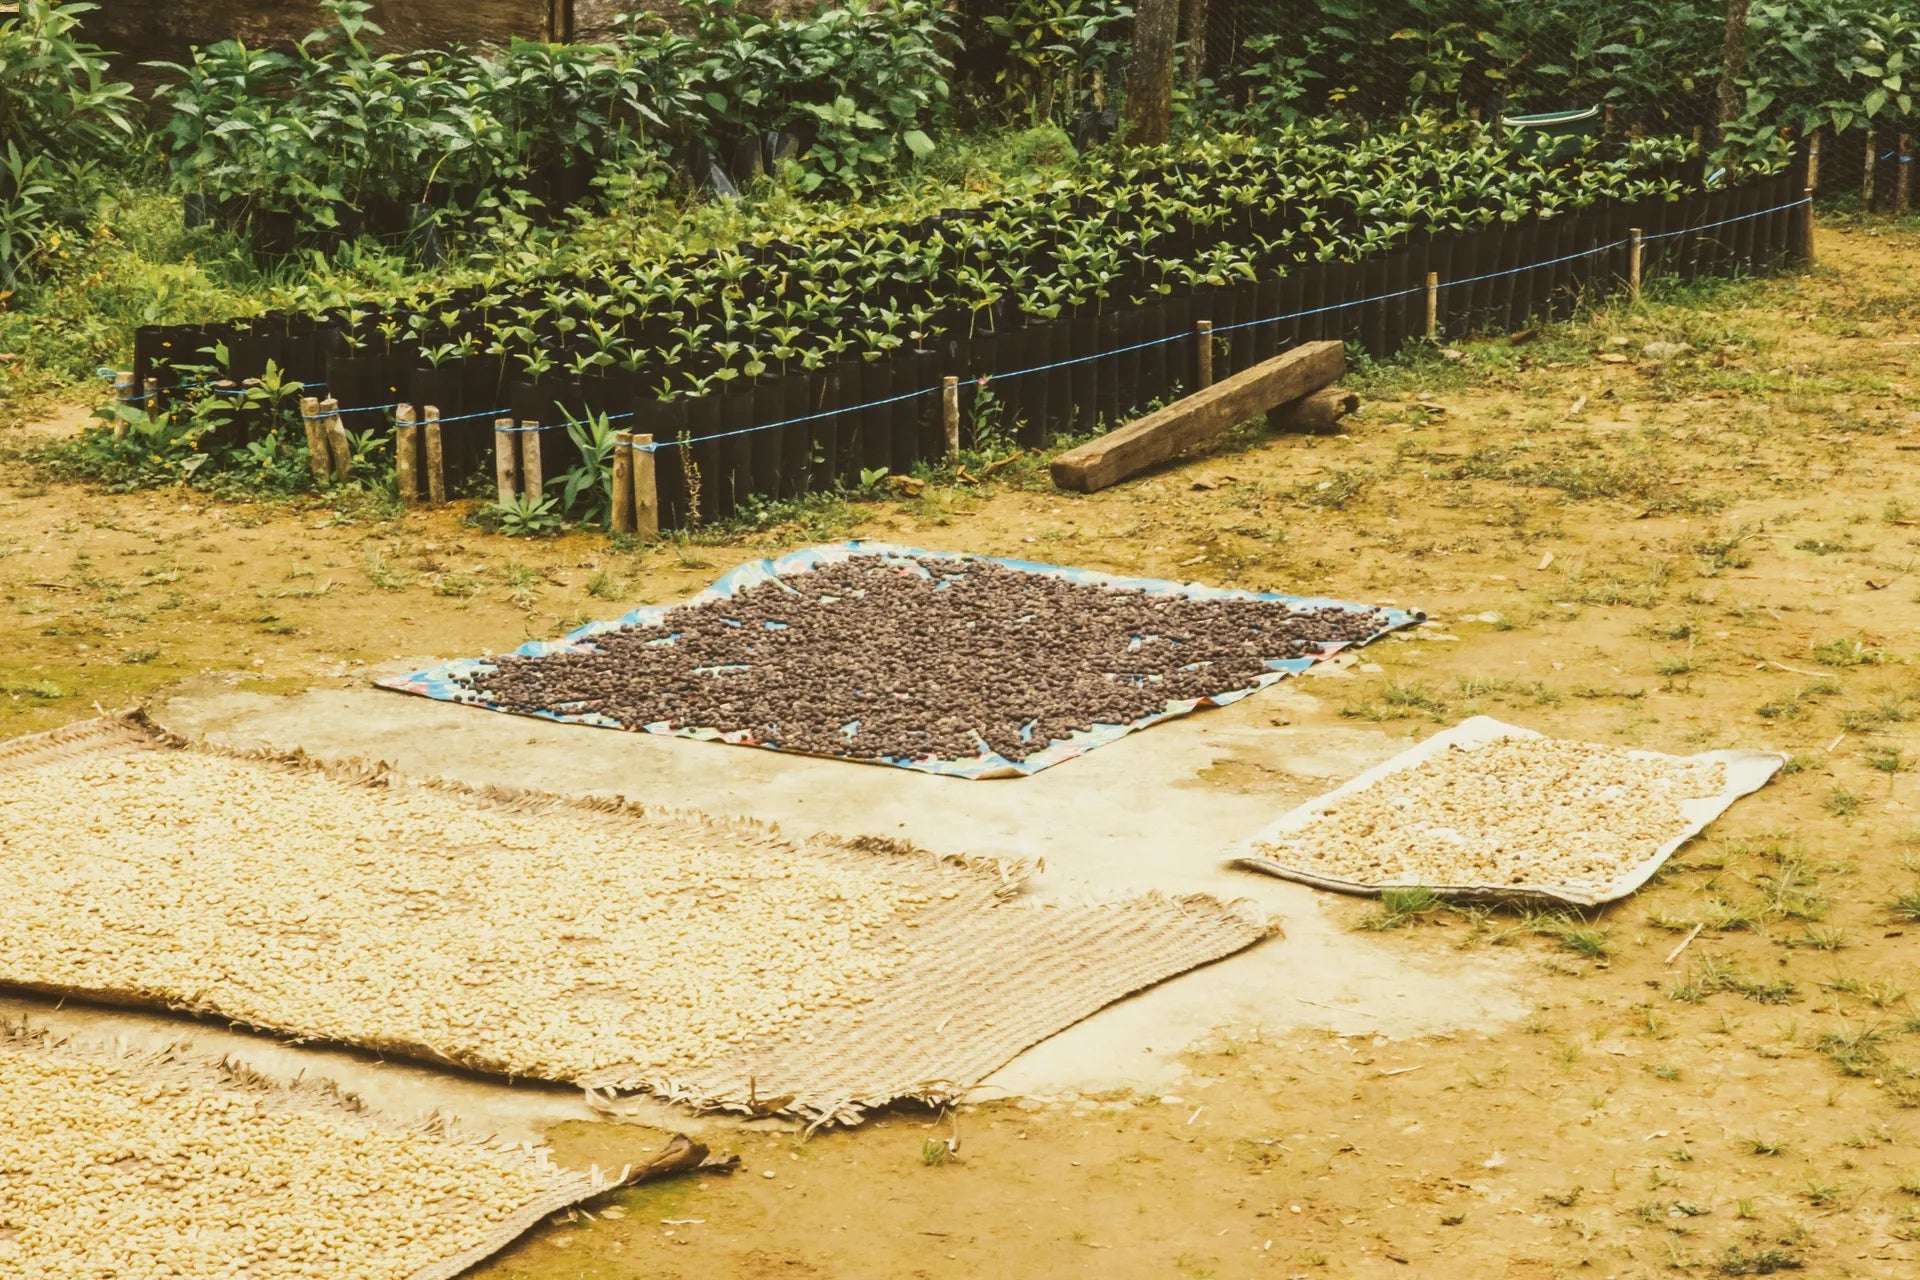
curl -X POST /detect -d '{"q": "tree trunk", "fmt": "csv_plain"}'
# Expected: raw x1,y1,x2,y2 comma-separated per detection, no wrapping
1181,0,1209,87
1125,0,1181,146
1717,0,1752,140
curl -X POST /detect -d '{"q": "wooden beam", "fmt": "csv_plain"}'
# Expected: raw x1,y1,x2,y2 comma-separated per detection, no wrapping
1268,387,1360,435
1049,340,1344,494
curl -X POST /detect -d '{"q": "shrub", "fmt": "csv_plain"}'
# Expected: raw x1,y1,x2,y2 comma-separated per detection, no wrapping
0,1,136,285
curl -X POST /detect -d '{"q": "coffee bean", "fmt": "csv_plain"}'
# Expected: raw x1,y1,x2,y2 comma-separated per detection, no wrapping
461,556,1391,764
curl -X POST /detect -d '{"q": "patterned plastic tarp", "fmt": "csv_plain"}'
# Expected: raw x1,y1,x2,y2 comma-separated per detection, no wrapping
378,541,1423,778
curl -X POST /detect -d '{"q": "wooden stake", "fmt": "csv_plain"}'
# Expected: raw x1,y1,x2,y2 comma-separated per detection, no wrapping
1806,127,1821,191
112,371,136,440
1898,134,1913,215
1194,320,1214,390
1628,228,1644,302
520,421,543,501
611,431,636,534
422,405,445,504
395,404,419,504
494,418,518,504
300,396,331,483
942,375,960,459
1863,129,1877,210
321,397,352,482
1423,271,1439,339
632,434,659,539
1801,186,1817,265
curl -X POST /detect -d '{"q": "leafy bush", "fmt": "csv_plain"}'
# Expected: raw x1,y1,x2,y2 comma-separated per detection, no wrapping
1192,0,1728,129
1733,1,1919,142
40,358,323,495
0,1,136,286
1189,0,1912,171
976,0,1133,127
686,0,954,192
147,0,957,252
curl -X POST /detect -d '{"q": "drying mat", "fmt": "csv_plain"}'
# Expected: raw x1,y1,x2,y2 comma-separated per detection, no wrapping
378,540,1421,778
0,713,1271,1125
1233,716,1786,907
0,1020,614,1280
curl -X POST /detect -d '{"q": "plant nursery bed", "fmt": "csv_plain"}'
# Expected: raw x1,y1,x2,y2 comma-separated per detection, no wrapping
0,713,1271,1124
0,1021,612,1280
381,542,1418,777
1233,716,1785,907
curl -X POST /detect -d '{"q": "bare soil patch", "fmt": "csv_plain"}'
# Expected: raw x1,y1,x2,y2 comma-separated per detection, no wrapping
5,222,1920,1276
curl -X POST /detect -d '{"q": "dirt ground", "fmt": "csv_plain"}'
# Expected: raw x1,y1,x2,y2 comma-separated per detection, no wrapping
5,221,1920,1278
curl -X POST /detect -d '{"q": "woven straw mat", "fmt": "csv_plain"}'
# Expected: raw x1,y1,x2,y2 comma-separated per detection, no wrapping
0,1020,610,1280
0,714,1272,1126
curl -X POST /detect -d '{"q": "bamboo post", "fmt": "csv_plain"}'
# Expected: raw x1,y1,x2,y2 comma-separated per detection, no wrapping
1807,128,1821,191
493,418,518,504
423,405,445,504
300,397,331,483
611,431,636,534
395,404,419,504
321,397,352,482
1628,228,1644,302
632,434,659,538
1863,129,1878,210
1194,320,1214,390
1423,272,1439,339
942,375,960,459
1801,186,1817,265
520,421,544,501
1899,135,1913,215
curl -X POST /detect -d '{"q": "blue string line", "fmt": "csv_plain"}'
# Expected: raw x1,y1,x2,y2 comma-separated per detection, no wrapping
100,367,330,402
630,385,940,453
974,329,1195,382
301,401,406,420
1641,194,1812,242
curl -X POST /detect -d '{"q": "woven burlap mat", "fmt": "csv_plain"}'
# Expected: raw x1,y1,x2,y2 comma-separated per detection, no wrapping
0,1019,609,1280
0,713,1273,1124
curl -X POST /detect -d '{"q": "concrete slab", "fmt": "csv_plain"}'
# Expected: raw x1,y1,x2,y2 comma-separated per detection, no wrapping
119,667,1532,1116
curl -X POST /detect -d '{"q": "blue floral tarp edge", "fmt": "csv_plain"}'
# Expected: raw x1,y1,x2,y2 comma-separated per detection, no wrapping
376,540,1425,779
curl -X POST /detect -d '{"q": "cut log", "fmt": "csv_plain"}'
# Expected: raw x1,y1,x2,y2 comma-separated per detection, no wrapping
1050,341,1344,493
1268,387,1360,435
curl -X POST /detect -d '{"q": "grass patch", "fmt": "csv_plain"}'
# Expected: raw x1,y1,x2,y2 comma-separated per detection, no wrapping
1358,885,1442,930
1341,679,1448,722
1812,638,1887,668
